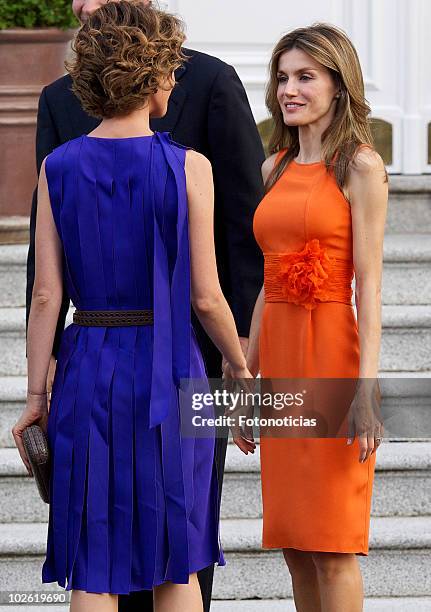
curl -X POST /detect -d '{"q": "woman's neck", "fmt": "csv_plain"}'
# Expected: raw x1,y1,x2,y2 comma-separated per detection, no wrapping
295,112,333,163
91,108,153,138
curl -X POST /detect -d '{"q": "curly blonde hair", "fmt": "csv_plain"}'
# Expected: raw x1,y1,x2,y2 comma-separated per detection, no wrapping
65,0,186,118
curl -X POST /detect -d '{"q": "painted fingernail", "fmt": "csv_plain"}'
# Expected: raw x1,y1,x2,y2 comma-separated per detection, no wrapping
347,438,352,445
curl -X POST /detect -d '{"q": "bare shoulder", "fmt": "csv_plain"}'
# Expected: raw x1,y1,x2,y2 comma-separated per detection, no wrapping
346,146,388,205
185,150,213,204
261,153,279,183
350,146,386,176
185,149,212,178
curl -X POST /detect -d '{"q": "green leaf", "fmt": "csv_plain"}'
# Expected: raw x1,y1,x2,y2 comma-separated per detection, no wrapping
0,0,78,29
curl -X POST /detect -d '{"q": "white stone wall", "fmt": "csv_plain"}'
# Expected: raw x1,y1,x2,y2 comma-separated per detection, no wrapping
167,0,431,174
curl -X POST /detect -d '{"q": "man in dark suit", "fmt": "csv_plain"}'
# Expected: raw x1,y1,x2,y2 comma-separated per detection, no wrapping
26,1,264,610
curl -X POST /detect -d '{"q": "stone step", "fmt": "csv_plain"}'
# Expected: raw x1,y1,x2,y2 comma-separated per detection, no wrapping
386,176,431,234
212,599,431,611
0,517,429,598
0,216,29,246
0,245,28,308
0,377,26,449
0,307,72,377
0,449,49,524
1,305,430,376
380,305,431,371
382,234,431,304
1,600,431,612
1,442,430,523
212,516,431,599
385,175,431,234
221,441,431,520
2,235,430,308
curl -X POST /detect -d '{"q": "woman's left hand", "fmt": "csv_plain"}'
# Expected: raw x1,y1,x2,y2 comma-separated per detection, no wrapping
11,393,49,477
347,379,384,463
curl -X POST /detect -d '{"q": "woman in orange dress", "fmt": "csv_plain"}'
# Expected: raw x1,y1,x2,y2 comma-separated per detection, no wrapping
233,23,388,611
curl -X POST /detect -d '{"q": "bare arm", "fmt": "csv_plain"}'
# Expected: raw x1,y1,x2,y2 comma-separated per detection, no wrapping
348,149,388,380
245,154,278,376
186,150,250,375
27,88,66,401
27,87,68,361
347,148,388,461
26,158,64,395
246,286,265,376
13,158,63,474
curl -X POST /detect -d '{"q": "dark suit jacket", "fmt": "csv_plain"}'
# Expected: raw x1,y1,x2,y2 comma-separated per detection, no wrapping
26,48,265,377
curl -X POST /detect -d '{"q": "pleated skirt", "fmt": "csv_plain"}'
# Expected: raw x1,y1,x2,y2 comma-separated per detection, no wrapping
41,323,225,594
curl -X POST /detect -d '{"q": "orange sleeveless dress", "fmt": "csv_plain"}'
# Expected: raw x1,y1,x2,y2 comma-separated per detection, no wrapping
253,153,376,555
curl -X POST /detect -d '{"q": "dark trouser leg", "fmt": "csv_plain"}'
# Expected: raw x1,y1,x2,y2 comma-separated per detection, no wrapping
197,432,228,612
118,590,153,612
194,325,227,612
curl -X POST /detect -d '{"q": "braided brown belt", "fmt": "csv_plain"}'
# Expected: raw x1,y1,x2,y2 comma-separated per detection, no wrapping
73,309,154,327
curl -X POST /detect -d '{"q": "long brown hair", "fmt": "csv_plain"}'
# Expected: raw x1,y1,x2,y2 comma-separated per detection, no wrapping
265,23,373,192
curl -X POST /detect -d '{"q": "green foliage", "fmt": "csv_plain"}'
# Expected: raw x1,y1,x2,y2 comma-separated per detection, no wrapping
0,0,78,30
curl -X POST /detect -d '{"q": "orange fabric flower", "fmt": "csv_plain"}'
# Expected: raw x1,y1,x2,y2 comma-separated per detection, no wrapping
278,239,335,310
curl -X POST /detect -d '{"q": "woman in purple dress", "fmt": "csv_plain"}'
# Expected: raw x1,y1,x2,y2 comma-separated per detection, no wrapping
12,3,252,610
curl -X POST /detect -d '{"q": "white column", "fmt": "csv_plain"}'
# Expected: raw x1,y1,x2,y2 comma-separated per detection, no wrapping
400,0,425,173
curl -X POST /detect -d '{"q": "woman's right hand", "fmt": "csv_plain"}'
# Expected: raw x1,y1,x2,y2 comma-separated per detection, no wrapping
12,393,49,477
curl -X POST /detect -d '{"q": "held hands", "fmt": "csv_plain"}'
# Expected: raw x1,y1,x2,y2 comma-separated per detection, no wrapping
347,378,384,463
222,355,257,456
221,337,249,379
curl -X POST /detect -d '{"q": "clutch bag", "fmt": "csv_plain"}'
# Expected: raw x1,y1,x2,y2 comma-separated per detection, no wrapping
22,424,51,504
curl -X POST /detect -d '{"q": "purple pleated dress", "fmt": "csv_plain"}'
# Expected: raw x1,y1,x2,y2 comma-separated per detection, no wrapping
41,131,225,594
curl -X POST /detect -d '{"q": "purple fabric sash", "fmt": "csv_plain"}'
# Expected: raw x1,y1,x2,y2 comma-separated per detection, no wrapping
148,132,191,428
